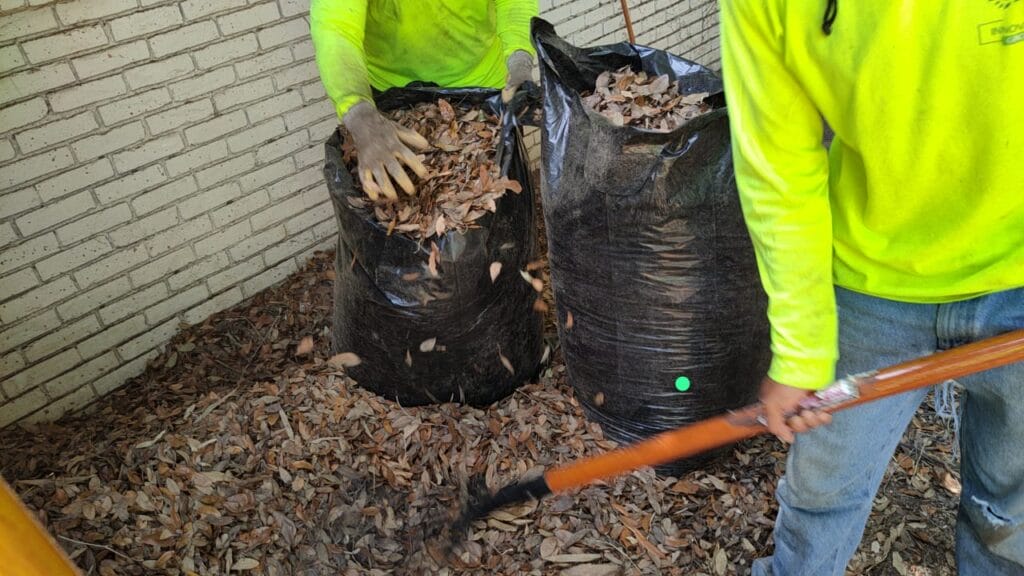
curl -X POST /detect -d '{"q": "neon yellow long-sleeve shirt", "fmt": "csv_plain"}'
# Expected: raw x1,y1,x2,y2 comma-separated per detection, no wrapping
720,1,1024,389
310,0,537,120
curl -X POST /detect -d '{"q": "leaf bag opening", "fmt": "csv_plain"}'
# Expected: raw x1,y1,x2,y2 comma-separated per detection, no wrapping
532,18,770,473
324,87,544,407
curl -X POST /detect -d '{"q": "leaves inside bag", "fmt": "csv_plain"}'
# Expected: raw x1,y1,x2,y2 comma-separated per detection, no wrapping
580,65,711,131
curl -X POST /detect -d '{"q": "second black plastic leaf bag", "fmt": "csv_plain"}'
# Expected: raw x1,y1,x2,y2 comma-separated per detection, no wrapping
532,18,770,473
324,87,544,407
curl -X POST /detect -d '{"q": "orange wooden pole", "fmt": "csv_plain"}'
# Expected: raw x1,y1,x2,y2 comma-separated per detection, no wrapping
619,0,637,44
545,329,1024,492
0,475,80,576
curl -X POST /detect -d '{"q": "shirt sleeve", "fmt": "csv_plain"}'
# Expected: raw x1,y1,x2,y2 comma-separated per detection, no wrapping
310,0,374,120
719,1,837,390
495,0,538,60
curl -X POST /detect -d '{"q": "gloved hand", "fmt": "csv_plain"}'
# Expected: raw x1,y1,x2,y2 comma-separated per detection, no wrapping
502,50,534,103
342,100,429,201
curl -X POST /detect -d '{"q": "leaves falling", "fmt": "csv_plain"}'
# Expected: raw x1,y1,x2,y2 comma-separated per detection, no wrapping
581,66,711,131
342,99,522,240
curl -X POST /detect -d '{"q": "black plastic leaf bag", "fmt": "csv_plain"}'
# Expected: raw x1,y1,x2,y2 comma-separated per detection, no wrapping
324,87,544,407
532,19,770,472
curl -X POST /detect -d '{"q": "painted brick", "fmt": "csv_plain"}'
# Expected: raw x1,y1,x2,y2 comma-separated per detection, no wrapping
35,159,115,202
0,310,59,355
56,0,136,26
0,139,13,163
0,232,57,272
228,224,285,261
0,7,57,43
0,98,47,133
266,165,320,200
217,2,280,35
234,46,292,79
290,38,314,61
118,318,177,360
258,18,308,48
273,60,319,91
256,130,307,164
283,99,334,131
206,254,260,293
211,189,269,227
228,117,286,153
242,257,296,297
130,246,195,287
259,194,324,234
300,83,327,106
92,350,156,397
0,222,16,246
0,277,76,325
307,117,336,143
0,44,27,75
145,99,215,134
193,220,250,257
15,112,98,154
0,389,48,428
195,34,258,69
213,77,273,111
24,315,101,362
181,0,246,20
0,148,74,190
50,76,126,113
57,205,132,246
72,122,146,161
73,244,147,289
179,181,241,219
279,0,305,17
72,40,150,79
94,165,167,204
246,92,302,125
98,282,168,325
110,6,183,41
169,66,235,100
0,352,26,381
45,353,117,399
149,21,219,58
264,218,333,264
144,284,208,324
125,54,195,89
37,237,113,279
168,252,228,291
195,153,255,188
145,216,212,256
184,110,247,145
239,156,294,191
98,88,171,125
15,191,94,237
293,143,323,169
22,26,108,64
56,276,130,322
0,268,39,302
25,380,93,423
77,314,147,359
182,285,242,325
109,206,177,247
112,133,184,172
132,175,196,214
0,63,75,106
165,140,229,176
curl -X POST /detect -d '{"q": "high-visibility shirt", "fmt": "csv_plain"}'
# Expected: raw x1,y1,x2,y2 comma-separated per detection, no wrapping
310,0,537,120
720,1,1024,389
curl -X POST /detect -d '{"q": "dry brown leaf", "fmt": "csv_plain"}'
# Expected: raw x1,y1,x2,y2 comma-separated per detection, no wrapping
232,558,260,571
489,261,502,283
941,472,961,495
328,352,362,368
580,65,710,132
566,311,574,330
295,336,314,356
419,338,437,353
498,347,515,375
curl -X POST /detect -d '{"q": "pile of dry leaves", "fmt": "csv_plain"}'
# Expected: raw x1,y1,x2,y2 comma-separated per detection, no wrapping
581,66,710,131
342,99,522,241
1,252,961,575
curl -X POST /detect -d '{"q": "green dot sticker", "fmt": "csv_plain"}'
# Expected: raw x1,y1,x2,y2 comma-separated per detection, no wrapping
675,376,691,392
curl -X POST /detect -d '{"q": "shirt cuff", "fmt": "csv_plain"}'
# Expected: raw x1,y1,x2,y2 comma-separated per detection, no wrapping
767,353,836,390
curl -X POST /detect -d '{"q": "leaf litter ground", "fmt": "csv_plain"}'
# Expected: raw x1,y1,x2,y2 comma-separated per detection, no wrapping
2,236,960,574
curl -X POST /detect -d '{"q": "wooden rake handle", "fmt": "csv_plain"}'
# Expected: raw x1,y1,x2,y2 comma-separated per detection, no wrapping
544,329,1024,493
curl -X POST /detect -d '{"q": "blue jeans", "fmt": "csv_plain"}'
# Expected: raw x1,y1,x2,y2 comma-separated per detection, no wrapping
752,286,1024,575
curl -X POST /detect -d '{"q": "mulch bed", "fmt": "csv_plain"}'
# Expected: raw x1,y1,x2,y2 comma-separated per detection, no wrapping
1,210,960,575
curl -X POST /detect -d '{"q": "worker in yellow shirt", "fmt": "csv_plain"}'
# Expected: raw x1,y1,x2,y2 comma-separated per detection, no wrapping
720,0,1024,573
310,0,537,201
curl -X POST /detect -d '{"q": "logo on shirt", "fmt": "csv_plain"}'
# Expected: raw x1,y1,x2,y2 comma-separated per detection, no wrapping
988,0,1019,8
978,19,1024,44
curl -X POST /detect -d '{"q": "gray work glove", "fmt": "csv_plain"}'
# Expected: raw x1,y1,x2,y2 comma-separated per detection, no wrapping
342,100,429,201
502,50,534,103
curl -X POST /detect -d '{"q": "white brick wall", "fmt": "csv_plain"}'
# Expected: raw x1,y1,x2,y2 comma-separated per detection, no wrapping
0,0,719,427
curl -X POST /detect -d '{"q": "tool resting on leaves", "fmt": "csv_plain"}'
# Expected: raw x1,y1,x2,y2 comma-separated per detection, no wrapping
451,329,1024,543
